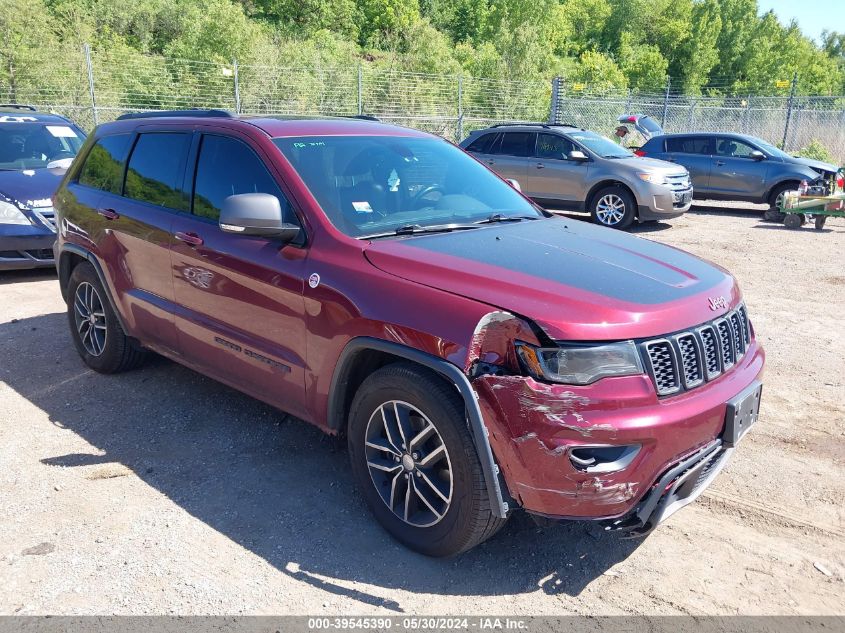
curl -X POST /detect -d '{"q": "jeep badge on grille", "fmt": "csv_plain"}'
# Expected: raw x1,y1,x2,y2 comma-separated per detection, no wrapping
708,296,728,311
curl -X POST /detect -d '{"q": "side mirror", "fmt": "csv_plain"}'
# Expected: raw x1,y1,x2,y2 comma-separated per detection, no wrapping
505,178,522,192
750,150,766,161
219,193,300,243
569,150,589,162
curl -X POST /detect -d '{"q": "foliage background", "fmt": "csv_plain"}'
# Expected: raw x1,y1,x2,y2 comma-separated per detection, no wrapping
2,0,844,97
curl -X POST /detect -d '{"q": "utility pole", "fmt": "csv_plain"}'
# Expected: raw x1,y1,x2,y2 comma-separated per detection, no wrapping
661,76,671,128
232,58,241,114
782,72,798,149
357,64,363,116
84,43,98,126
549,76,562,124
457,75,464,141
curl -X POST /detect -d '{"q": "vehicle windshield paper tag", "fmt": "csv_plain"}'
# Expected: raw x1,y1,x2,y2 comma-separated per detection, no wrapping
352,201,374,214
46,125,78,138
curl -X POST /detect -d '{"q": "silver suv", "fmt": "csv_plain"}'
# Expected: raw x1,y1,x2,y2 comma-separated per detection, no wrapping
460,123,692,229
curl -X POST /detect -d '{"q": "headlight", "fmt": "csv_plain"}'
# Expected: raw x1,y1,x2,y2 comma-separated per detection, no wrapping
636,172,668,185
0,199,31,225
516,341,644,385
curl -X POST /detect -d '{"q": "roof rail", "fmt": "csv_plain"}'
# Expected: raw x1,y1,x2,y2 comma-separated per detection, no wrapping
490,122,551,129
0,104,38,111
489,122,582,130
116,109,234,121
344,114,381,122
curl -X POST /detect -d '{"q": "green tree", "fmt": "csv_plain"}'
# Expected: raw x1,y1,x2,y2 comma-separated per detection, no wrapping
618,34,668,92
674,0,722,94
248,0,359,40
356,0,421,47
570,50,627,92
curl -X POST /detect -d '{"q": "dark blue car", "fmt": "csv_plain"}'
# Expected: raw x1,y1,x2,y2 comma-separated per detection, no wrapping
0,106,85,270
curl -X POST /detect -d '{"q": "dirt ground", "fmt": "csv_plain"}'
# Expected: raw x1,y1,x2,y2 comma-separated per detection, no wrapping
0,202,843,616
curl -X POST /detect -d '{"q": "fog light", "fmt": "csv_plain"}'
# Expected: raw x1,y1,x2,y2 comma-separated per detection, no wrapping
569,444,640,473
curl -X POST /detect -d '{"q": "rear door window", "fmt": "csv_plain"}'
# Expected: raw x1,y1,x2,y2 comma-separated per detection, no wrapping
465,133,498,154
536,133,574,160
77,134,132,194
192,134,296,225
496,132,535,157
124,132,191,210
666,136,713,155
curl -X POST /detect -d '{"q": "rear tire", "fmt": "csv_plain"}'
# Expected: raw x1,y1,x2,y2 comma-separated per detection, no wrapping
347,362,508,556
66,262,146,373
590,186,636,230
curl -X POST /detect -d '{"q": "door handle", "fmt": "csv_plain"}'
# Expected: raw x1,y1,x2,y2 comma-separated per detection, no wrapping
485,159,495,165
174,231,204,247
535,162,545,169
97,208,119,220
715,160,726,166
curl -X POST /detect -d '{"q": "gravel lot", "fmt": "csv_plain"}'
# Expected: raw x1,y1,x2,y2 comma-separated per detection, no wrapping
1,202,843,616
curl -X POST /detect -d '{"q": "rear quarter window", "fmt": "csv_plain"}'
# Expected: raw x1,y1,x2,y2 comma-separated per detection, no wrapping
77,134,132,194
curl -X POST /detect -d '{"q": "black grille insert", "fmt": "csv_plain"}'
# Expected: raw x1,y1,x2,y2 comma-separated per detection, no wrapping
641,305,753,397
644,340,680,396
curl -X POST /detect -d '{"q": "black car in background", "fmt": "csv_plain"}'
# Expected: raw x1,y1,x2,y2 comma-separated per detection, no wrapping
0,105,85,270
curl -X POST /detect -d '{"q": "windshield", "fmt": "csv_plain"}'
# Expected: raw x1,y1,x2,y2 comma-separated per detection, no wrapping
273,135,542,238
750,137,795,161
0,120,85,170
568,131,632,159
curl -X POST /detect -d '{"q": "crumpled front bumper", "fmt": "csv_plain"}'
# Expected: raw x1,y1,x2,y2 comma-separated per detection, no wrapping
473,340,764,521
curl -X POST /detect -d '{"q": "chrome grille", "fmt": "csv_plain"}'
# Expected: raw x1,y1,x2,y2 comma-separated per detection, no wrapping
666,174,691,192
737,305,751,347
715,318,734,369
676,333,703,388
641,305,753,397
697,326,721,379
729,312,745,355
644,340,680,396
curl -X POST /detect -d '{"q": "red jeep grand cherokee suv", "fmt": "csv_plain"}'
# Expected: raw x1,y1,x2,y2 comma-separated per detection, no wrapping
53,111,764,556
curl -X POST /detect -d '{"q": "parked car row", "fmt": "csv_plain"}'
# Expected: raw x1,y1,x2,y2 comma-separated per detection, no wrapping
3,106,839,276
40,108,765,557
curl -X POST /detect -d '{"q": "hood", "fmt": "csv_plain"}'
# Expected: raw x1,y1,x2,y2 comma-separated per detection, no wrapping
792,156,839,175
607,155,687,175
364,218,739,341
0,167,66,208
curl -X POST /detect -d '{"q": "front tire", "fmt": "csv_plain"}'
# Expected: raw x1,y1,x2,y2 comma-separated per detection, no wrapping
590,186,636,230
347,363,507,556
66,262,146,373
768,182,799,211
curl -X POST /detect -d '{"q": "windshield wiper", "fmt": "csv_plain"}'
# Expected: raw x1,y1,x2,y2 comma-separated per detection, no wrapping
474,213,539,224
362,223,481,240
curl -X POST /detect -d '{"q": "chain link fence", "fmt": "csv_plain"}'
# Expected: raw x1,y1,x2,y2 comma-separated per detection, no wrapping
1,46,843,162
551,80,845,162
